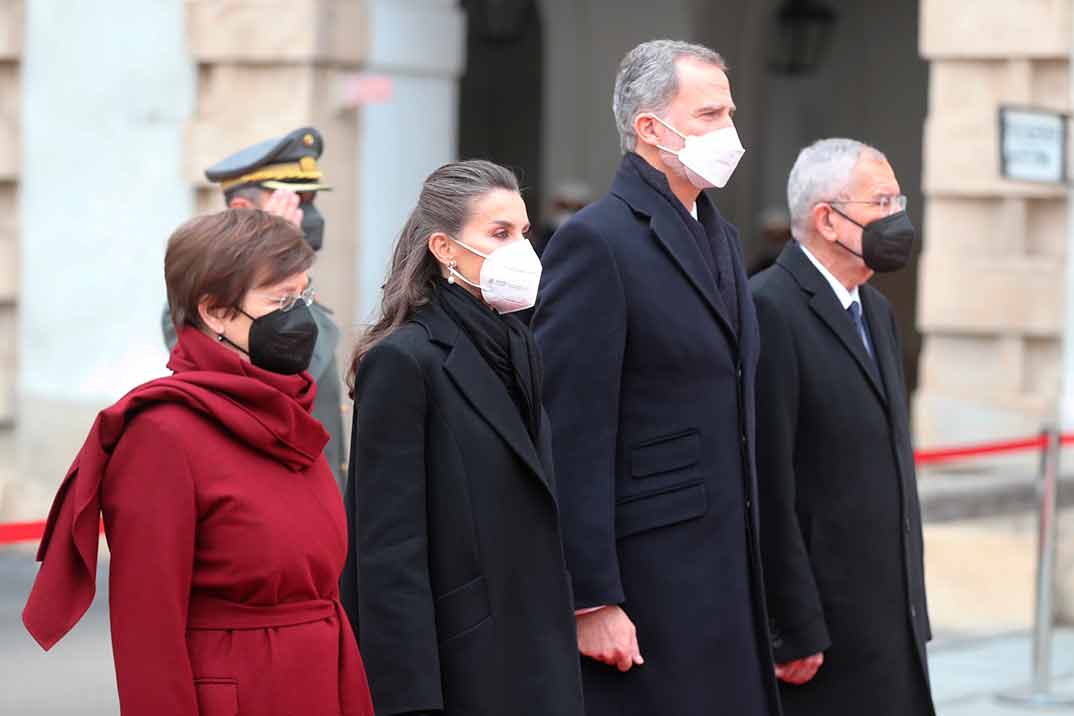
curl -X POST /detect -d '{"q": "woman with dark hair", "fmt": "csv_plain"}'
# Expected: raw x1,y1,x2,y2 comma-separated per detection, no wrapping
24,209,374,716
340,160,584,716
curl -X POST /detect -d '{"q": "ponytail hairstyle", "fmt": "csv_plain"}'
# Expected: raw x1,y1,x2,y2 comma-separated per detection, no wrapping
349,160,520,390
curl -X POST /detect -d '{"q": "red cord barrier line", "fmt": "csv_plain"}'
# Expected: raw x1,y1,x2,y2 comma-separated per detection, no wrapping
0,520,48,544
913,432,1074,465
2,433,1074,545
0,519,104,545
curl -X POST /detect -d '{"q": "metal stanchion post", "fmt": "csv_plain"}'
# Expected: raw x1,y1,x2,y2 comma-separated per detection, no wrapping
997,426,1074,707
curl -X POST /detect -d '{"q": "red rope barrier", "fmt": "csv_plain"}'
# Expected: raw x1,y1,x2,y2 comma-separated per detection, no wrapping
913,432,1074,465
913,435,1048,465
0,520,46,544
0,519,103,546
1,433,1073,545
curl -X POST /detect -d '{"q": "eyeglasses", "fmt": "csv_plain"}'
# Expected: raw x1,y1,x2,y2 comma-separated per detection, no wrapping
829,194,907,214
250,283,316,313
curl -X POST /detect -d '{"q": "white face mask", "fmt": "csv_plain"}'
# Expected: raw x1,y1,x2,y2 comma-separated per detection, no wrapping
448,238,543,314
651,115,745,190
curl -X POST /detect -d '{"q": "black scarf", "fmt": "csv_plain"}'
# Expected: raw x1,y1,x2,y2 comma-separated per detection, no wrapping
433,279,543,442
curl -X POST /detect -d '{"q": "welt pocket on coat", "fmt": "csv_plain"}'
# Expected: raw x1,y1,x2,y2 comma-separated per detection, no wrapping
435,575,492,645
630,429,700,478
194,677,238,716
615,480,707,539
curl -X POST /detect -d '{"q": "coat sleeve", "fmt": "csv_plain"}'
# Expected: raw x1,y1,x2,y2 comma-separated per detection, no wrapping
100,413,198,714
751,289,832,663
531,219,628,609
351,341,443,715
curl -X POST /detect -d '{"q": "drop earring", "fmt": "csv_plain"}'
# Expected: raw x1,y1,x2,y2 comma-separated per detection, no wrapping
447,259,457,285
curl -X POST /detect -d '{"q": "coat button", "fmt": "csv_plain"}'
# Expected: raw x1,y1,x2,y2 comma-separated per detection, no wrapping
910,605,917,618
745,498,752,511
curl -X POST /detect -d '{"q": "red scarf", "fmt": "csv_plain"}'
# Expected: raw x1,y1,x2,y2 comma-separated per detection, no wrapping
23,326,328,650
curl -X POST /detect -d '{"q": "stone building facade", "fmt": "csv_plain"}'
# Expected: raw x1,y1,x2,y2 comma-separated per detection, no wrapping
0,0,1071,520
0,0,465,522
917,0,1073,448
0,0,20,429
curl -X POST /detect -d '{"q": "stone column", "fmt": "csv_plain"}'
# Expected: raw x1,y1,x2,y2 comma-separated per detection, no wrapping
916,0,1072,450
0,1,18,429
185,0,366,340
186,0,467,350
352,0,465,323
7,0,193,522
0,0,20,521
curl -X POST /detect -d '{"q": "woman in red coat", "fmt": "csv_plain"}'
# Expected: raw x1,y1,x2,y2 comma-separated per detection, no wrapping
23,208,374,716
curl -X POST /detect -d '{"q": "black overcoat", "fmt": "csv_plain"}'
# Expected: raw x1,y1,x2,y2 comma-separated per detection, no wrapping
531,153,781,716
750,243,935,715
340,301,585,716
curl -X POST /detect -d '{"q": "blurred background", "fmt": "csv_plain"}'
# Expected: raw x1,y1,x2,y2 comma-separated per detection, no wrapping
1,0,1074,713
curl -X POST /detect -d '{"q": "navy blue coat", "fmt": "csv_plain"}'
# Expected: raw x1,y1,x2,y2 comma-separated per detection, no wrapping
532,153,781,716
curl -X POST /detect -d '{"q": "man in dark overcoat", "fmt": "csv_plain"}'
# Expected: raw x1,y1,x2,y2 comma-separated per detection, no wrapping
750,137,935,715
532,39,780,716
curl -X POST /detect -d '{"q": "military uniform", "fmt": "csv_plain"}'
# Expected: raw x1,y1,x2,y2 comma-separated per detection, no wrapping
162,127,347,491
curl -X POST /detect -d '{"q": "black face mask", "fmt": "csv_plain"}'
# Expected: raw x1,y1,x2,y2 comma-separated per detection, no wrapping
830,207,915,273
219,302,319,375
301,202,325,252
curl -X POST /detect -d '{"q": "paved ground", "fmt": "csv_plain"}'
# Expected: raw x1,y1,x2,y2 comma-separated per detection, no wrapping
2,550,1074,714
930,631,1074,714
1,552,118,715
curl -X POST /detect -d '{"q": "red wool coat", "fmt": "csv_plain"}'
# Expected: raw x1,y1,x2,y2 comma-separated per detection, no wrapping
23,326,374,716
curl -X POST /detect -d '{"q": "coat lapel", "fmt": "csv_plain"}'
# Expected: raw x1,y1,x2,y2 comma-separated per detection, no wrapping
727,220,758,366
777,244,887,405
611,158,737,340
417,304,553,498
862,288,901,413
649,210,736,337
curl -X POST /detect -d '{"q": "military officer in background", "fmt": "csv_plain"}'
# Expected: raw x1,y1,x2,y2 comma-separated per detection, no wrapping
162,127,346,491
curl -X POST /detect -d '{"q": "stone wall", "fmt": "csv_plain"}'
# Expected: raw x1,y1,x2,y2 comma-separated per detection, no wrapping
4,0,194,523
0,1,21,429
0,1,468,524
0,0,19,526
185,0,366,349
916,0,1072,448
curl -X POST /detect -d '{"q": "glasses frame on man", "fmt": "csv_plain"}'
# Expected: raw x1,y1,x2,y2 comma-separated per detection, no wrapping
828,194,907,215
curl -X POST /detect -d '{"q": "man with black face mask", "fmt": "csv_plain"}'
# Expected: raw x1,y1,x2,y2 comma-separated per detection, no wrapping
750,138,935,716
162,127,346,492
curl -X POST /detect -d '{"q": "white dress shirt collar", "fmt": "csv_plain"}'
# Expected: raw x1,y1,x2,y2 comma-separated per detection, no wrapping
798,242,861,310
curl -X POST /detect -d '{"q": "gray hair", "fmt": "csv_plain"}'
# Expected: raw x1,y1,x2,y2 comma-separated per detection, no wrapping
223,185,269,205
613,40,727,154
786,138,887,239
349,160,520,383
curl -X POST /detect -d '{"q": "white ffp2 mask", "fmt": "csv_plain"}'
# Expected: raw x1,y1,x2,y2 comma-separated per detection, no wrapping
652,115,745,190
449,238,543,314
